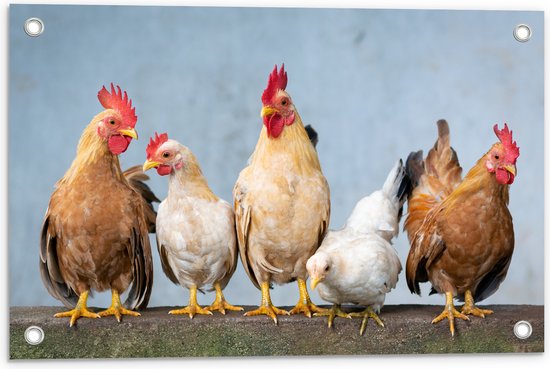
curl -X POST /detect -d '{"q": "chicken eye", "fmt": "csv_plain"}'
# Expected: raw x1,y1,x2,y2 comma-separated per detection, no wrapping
281,98,288,106
162,151,170,158
109,119,116,125
494,154,500,160
324,265,330,271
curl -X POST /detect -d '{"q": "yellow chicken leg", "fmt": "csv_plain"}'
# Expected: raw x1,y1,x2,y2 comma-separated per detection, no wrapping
461,290,494,318
432,291,469,336
244,281,289,324
169,285,213,319
313,304,351,328
349,306,385,336
54,290,100,327
289,278,327,317
206,282,244,315
98,289,141,322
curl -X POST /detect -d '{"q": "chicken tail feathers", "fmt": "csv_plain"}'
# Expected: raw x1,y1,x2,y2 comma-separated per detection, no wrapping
382,159,412,222
39,215,79,308
123,227,153,310
404,120,462,242
424,119,462,190
304,124,319,149
405,150,425,188
124,165,160,233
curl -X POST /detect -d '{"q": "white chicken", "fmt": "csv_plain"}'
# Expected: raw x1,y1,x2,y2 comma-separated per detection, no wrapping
143,133,242,318
306,160,409,335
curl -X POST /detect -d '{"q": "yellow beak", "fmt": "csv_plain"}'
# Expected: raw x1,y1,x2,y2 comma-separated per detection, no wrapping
143,160,161,172
310,277,321,290
260,106,277,118
503,165,517,176
119,127,138,140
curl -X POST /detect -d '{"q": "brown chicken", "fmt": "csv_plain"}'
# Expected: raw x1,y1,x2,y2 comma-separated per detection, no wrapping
233,65,331,323
404,119,519,336
39,84,157,326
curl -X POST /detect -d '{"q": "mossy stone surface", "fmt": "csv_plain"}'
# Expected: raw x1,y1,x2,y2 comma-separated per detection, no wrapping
10,305,544,359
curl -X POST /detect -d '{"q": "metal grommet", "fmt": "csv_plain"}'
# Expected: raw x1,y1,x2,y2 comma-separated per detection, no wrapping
24,326,45,345
513,320,532,339
513,24,531,42
24,17,45,37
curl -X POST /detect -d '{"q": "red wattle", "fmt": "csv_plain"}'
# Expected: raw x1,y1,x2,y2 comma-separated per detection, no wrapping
495,168,514,184
108,135,132,155
264,114,284,138
157,164,172,176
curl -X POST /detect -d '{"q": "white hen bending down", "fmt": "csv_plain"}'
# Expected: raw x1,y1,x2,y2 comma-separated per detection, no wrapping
143,133,242,318
306,160,410,335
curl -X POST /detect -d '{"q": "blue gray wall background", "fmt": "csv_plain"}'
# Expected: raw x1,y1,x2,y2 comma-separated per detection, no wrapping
9,5,543,308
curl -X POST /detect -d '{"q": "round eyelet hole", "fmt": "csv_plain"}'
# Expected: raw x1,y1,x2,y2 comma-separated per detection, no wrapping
24,17,44,37
513,320,532,339
24,326,45,345
513,24,531,42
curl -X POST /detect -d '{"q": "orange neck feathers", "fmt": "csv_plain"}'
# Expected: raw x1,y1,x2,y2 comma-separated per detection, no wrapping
60,113,123,185
444,153,510,211
249,111,321,176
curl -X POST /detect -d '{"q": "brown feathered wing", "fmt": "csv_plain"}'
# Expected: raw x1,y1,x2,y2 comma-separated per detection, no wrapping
39,166,157,310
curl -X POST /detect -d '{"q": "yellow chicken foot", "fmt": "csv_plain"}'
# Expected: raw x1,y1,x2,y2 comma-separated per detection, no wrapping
54,290,100,327
432,291,469,336
205,282,244,315
244,281,289,324
461,290,494,318
289,278,328,317
169,285,213,319
313,304,351,328
349,306,385,335
98,289,141,322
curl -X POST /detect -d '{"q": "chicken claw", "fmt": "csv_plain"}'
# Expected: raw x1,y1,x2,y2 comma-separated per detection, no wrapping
169,305,212,318
244,305,290,324
169,285,213,319
460,290,494,318
206,282,243,315
98,289,140,322
313,304,351,328
432,291,469,336
244,281,289,324
349,306,385,335
54,291,100,327
289,279,327,317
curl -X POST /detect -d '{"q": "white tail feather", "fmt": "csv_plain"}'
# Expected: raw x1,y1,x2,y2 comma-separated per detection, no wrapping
344,160,407,241
382,159,405,200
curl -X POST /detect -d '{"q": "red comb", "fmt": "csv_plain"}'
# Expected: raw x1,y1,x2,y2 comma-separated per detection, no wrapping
493,123,520,164
146,132,169,160
97,83,137,128
261,64,288,105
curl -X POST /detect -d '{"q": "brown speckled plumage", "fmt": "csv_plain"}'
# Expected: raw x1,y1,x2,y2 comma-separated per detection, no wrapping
404,120,515,302
40,113,156,310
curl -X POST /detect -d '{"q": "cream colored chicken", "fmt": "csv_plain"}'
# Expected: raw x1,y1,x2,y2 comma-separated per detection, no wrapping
144,133,242,318
307,160,409,335
234,65,331,323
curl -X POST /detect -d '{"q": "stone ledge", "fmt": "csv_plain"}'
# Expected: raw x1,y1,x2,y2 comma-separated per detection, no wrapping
9,305,544,359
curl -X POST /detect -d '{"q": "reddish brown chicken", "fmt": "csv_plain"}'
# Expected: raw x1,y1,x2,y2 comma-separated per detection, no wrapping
40,84,157,326
404,119,519,336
